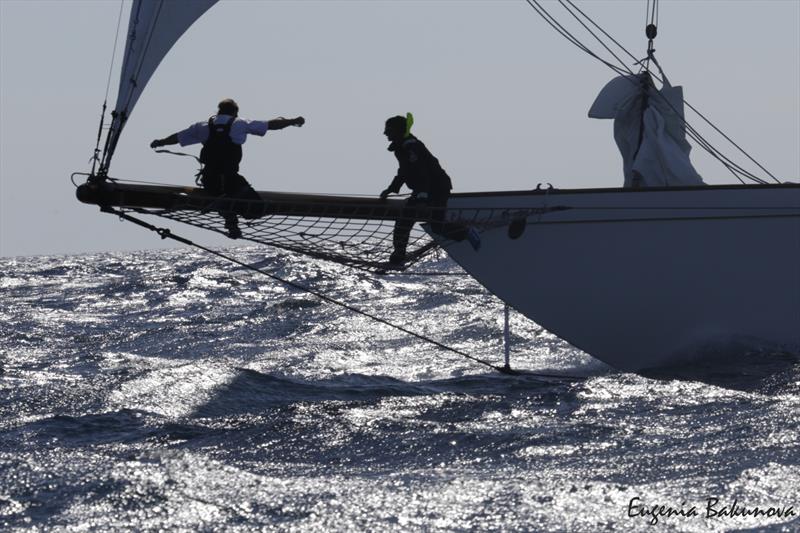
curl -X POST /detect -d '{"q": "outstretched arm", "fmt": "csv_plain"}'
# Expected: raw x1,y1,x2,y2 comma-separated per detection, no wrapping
267,117,305,130
150,133,179,149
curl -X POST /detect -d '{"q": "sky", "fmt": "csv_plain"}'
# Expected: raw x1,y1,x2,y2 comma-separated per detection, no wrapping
1,0,798,258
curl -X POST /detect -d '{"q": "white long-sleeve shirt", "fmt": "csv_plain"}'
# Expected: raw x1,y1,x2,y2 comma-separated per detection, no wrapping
176,114,269,146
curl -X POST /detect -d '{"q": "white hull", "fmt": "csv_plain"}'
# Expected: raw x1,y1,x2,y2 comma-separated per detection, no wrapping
442,185,800,370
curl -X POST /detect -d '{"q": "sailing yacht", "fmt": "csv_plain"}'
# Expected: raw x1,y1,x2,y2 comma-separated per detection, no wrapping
76,0,800,371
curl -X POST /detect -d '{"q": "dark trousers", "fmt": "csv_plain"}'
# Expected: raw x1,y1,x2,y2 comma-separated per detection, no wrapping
392,192,467,258
200,170,265,219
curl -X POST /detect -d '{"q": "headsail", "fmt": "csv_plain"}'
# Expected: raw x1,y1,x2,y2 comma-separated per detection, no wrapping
101,0,218,173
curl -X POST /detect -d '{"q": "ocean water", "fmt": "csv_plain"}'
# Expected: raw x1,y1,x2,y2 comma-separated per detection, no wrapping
1,246,798,532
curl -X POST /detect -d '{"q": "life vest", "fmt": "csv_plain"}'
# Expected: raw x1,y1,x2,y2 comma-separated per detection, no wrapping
199,116,242,174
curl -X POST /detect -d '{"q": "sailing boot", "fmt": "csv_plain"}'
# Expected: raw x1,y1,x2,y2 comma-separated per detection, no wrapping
389,250,406,266
390,217,413,265
224,214,242,239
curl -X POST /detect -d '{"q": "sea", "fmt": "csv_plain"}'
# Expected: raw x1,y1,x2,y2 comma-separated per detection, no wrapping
1,246,798,532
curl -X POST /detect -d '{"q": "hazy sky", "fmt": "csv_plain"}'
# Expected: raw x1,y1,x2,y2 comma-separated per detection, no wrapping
1,0,798,258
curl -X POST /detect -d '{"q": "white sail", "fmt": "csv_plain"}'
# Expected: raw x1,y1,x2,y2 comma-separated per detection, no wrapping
104,0,217,168
589,74,705,188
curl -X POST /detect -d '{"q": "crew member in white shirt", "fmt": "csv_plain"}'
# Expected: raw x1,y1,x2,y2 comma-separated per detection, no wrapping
150,98,304,238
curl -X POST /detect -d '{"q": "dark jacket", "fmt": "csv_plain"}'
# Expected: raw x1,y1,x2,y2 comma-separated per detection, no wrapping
386,135,452,196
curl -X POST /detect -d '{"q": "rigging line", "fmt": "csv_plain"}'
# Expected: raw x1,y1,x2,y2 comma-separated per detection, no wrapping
564,0,639,65
92,0,126,176
681,125,751,183
681,100,781,184
533,0,767,184
104,0,126,102
525,0,630,76
635,69,774,184
566,0,778,183
526,0,590,53
686,128,764,183
102,208,516,375
558,1,763,183
654,0,659,28
681,116,768,183
685,128,766,184
528,0,780,184
557,0,634,75
91,107,107,177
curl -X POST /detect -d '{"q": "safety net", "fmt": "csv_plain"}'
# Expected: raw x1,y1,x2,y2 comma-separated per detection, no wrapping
79,179,553,274
143,197,439,272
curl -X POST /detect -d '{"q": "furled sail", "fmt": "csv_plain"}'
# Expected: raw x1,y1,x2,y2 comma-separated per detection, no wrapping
102,0,218,171
589,74,705,188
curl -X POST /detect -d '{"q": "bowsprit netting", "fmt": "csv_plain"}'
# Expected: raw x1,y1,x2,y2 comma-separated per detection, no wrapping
94,180,458,271
78,179,553,273
130,200,438,272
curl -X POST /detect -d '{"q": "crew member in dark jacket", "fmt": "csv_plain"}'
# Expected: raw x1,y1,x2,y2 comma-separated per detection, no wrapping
380,114,472,265
150,98,304,238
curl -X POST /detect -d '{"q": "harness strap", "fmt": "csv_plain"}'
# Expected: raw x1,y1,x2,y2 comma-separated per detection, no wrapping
208,115,234,139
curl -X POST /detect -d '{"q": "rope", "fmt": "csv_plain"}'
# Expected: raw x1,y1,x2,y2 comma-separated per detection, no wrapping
100,207,587,381
524,0,782,185
525,0,629,76
555,0,768,184
553,2,755,182
563,0,644,72
557,0,634,76
154,149,201,163
102,207,513,374
104,0,126,103
651,0,659,28
91,0,126,176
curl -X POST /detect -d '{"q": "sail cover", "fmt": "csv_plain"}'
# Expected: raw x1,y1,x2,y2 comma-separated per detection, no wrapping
589,74,705,188
104,0,218,169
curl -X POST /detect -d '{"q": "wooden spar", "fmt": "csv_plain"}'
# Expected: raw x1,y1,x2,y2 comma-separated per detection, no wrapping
76,181,414,221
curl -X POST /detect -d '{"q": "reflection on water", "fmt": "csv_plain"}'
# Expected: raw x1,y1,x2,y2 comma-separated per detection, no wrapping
1,248,798,531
